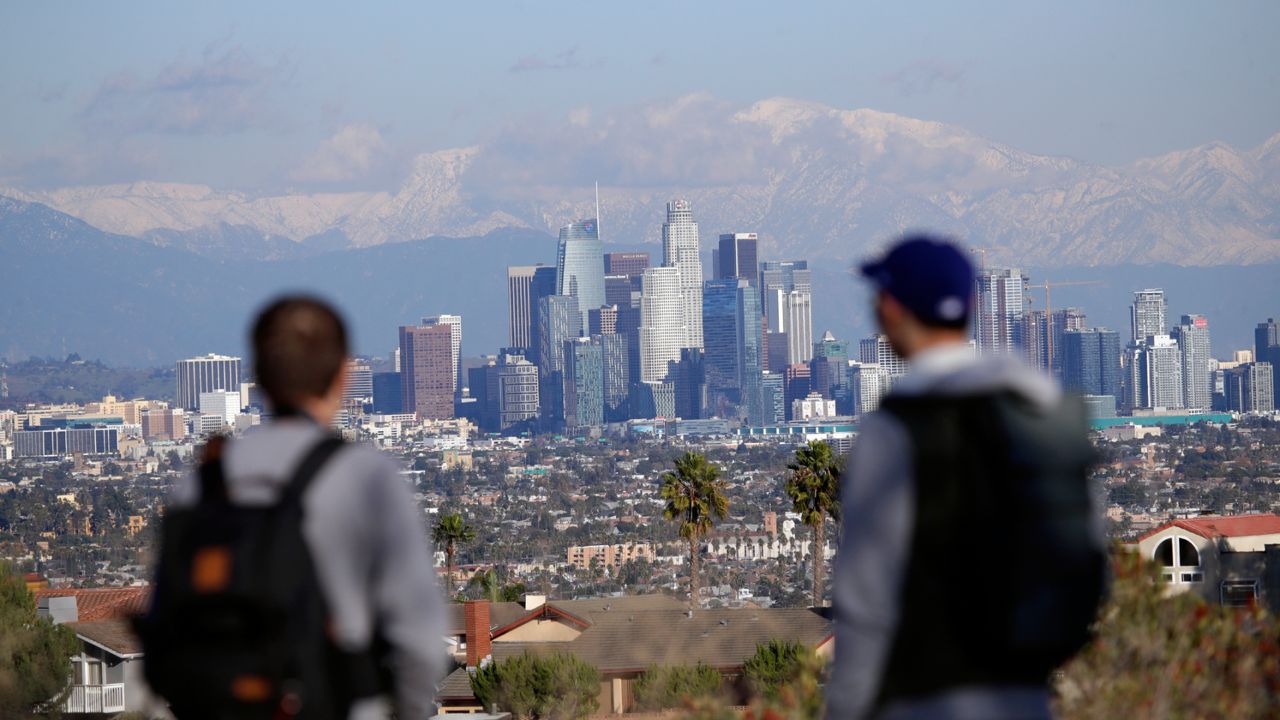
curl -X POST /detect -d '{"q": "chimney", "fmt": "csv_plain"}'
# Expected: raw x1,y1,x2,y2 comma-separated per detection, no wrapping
523,593,546,611
464,600,492,668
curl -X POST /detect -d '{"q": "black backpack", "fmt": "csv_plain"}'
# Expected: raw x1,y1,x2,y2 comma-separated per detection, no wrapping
136,435,385,720
873,391,1109,704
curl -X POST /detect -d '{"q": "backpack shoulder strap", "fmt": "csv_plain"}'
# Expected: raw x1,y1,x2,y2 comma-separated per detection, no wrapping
198,435,230,505
277,435,346,509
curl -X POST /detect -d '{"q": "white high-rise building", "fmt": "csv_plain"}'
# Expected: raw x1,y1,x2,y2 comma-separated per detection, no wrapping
1131,289,1168,345
1173,314,1212,411
662,200,703,350
198,390,241,431
974,268,1026,354
176,354,242,411
859,334,908,378
1132,334,1185,410
423,314,462,396
639,266,686,383
785,290,813,365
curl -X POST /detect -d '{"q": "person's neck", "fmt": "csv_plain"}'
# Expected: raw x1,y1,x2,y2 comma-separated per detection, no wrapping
901,332,968,360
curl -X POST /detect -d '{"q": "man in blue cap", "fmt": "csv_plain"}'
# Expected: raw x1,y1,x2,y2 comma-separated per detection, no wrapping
826,234,1105,719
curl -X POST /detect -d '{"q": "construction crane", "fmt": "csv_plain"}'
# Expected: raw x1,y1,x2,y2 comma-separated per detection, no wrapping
1026,280,1103,367
967,246,1003,270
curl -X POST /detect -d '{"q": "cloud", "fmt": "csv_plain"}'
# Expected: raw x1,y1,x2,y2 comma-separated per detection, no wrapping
78,44,292,136
291,124,390,184
509,47,582,73
881,59,967,97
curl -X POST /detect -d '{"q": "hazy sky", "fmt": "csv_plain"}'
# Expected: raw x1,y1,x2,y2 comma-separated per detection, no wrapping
2,1,1278,192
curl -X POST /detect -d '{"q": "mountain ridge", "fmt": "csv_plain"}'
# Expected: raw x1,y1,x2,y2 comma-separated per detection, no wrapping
4,97,1279,266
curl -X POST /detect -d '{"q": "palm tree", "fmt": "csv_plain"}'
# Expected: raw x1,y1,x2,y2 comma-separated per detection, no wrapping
785,440,844,607
432,512,476,598
660,451,729,608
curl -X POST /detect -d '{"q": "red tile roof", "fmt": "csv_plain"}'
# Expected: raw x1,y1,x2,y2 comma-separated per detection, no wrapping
33,587,151,621
1138,513,1280,542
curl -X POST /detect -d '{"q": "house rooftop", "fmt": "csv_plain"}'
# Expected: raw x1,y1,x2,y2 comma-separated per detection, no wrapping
34,587,151,621
1138,513,1280,542
70,619,143,657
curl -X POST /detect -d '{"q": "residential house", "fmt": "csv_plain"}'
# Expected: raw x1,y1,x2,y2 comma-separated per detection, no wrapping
1135,513,1280,608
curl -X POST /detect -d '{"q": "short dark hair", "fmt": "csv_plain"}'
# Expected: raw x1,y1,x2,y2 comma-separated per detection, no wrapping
251,296,348,409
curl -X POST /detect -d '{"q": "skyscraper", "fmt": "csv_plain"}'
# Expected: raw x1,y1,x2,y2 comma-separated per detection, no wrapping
974,268,1026,354
1172,314,1212,410
422,314,462,399
1131,334,1184,410
1062,328,1122,399
1255,318,1280,409
1130,289,1168,345
702,278,763,421
523,265,558,365
556,218,604,331
1050,307,1088,376
662,200,703,349
508,265,554,352
176,354,242,411
759,372,785,425
598,334,630,422
859,334,908,378
1224,363,1275,413
639,266,686,383
811,331,850,407
604,252,650,277
399,324,455,420
564,338,604,430
760,260,813,366
536,295,581,426
717,233,759,285
497,354,541,433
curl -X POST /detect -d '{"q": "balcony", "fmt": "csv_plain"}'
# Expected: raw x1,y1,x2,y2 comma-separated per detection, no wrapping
63,684,126,714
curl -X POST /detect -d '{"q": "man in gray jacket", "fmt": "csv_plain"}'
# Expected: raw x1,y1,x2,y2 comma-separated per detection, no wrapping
826,236,1103,719
169,296,446,719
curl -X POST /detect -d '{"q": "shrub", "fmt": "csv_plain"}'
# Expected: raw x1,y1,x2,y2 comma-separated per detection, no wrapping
633,662,723,710
468,652,601,720
1055,550,1280,719
742,639,816,701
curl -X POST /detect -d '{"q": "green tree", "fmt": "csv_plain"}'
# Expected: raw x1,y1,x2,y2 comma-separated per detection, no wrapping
468,652,600,720
742,639,819,704
785,441,843,607
0,564,80,716
633,662,722,710
660,452,729,608
432,512,476,598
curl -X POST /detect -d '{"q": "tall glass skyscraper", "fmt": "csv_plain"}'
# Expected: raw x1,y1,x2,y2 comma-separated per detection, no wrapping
702,278,763,421
1062,328,1121,399
639,266,686,383
556,218,604,332
662,200,703,349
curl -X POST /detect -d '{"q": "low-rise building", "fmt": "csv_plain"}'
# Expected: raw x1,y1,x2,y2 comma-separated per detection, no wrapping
1135,513,1280,608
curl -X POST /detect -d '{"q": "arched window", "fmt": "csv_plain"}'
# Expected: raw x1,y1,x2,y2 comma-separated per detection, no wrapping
1178,538,1200,568
1155,538,1175,567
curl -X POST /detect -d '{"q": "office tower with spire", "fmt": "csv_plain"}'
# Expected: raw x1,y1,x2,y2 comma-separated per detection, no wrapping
422,314,462,401
556,218,604,332
662,200,703,349
974,268,1026,354
1130,289,1168,345
716,233,759,285
399,324,455,420
702,278,763,421
1172,314,1212,410
639,266,686,383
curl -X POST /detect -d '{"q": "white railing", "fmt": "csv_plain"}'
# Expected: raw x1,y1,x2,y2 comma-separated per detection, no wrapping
63,684,126,714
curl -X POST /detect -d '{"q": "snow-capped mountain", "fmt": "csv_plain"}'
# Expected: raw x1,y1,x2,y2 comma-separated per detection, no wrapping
5,97,1278,266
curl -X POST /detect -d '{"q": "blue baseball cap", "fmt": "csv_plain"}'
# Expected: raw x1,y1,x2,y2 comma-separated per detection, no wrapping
859,234,974,327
